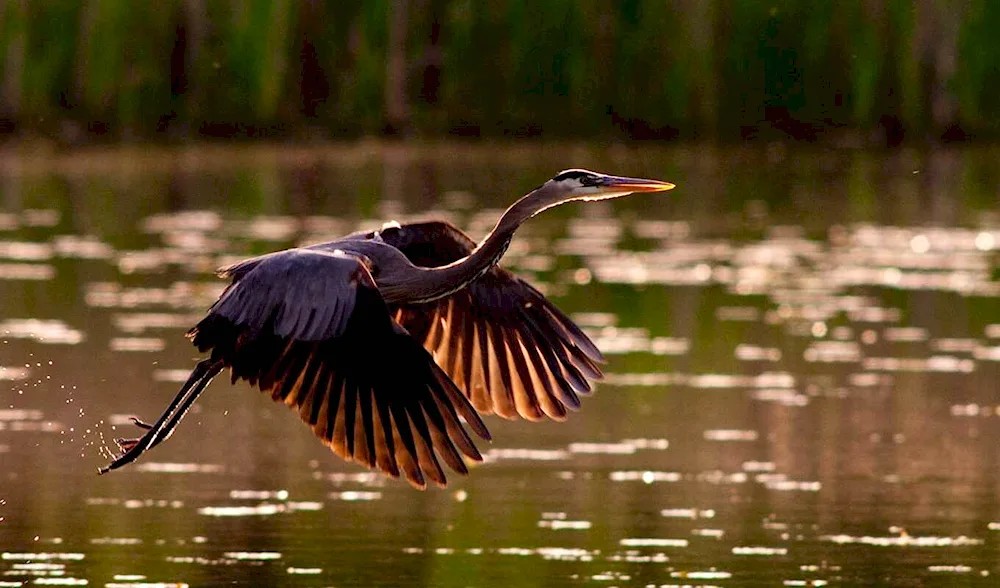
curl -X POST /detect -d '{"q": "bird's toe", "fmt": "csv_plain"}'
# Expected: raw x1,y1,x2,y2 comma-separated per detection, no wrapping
129,417,153,430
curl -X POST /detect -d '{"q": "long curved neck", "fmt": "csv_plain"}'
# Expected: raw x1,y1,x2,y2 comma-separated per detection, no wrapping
377,188,552,304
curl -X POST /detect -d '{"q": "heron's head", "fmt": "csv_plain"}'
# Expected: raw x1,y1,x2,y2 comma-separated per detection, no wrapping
543,169,675,204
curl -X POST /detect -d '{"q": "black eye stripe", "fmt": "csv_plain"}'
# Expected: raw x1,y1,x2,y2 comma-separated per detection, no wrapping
553,169,599,184
553,170,587,181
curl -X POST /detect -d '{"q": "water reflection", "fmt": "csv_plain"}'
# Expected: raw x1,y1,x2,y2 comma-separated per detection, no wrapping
1,145,999,586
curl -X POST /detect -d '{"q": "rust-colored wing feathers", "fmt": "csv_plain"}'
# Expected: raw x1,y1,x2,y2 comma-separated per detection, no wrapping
377,221,605,422
394,277,604,421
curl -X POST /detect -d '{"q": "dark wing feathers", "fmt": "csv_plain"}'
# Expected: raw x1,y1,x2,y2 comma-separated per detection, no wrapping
190,248,488,488
378,221,605,422
188,216,602,486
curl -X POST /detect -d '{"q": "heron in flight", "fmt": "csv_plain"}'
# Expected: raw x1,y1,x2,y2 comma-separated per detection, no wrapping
99,169,675,488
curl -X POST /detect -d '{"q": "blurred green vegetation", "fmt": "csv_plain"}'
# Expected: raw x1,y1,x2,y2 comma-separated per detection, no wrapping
0,0,996,144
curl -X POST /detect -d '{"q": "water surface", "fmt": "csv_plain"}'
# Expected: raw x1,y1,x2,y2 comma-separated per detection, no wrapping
2,144,1000,587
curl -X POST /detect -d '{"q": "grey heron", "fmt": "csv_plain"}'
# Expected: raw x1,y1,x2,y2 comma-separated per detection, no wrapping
99,169,675,488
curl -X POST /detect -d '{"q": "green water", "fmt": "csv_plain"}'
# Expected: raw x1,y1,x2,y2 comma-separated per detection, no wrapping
2,144,1000,586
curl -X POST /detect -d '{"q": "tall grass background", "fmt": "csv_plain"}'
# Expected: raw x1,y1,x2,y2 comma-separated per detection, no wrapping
0,0,996,143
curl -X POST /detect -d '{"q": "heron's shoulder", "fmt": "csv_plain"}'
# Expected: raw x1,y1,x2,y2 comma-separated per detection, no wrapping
285,219,477,268
375,220,475,267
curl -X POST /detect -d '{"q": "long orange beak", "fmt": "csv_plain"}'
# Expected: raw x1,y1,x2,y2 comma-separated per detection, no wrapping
598,174,676,194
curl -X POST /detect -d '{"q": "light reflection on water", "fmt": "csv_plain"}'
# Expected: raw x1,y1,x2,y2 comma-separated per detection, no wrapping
1,145,1000,586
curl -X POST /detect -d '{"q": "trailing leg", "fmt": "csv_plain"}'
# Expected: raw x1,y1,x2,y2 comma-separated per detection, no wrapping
99,359,224,474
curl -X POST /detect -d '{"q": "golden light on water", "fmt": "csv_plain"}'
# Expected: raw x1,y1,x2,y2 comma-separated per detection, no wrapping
3,148,1000,586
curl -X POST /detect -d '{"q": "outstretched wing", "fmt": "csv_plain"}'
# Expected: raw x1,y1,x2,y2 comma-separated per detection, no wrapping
190,248,490,488
374,221,605,422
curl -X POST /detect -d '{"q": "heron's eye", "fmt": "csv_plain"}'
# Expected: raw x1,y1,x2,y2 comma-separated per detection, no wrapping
581,174,600,187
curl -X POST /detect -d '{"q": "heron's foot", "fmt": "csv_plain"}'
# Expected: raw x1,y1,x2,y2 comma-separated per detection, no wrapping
100,431,154,474
114,437,141,453
105,418,150,455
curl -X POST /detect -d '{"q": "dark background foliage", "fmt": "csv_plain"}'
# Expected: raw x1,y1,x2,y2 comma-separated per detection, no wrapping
0,0,994,145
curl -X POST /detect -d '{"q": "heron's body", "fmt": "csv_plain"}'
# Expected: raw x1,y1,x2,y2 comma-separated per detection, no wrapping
100,170,674,488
